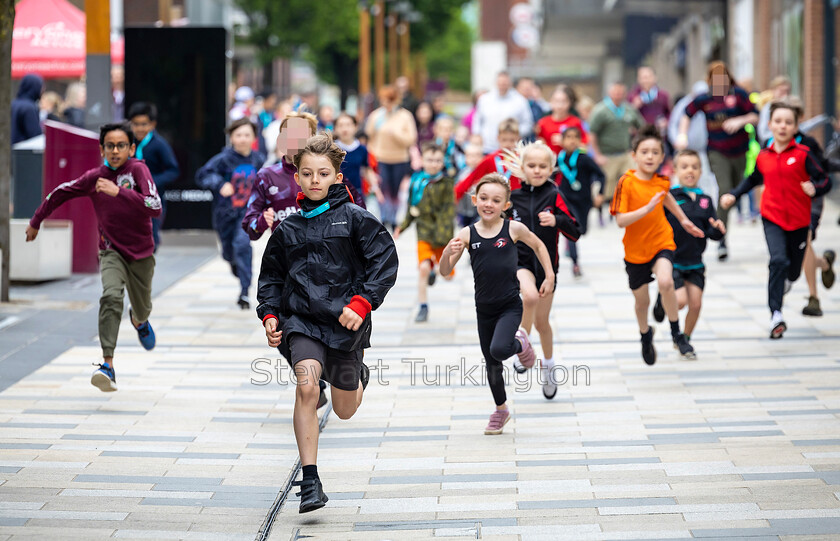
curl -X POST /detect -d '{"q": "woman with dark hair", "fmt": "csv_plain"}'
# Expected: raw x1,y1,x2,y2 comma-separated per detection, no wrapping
414,101,436,146
675,61,759,261
365,85,418,230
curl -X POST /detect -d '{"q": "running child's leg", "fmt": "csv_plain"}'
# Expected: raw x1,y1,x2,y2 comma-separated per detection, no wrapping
329,350,367,420
568,241,579,265
516,269,539,334
803,233,819,299
232,227,252,297
631,284,651,334
293,358,324,467
675,283,688,310
477,310,507,409
217,222,235,270
99,250,129,368
785,227,809,285
418,259,432,304
533,293,554,361
763,219,790,314
125,256,155,326
653,257,678,326
683,282,703,337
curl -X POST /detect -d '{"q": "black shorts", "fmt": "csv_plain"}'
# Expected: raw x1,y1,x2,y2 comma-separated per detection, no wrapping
517,261,558,289
673,267,705,291
624,250,674,290
288,333,363,392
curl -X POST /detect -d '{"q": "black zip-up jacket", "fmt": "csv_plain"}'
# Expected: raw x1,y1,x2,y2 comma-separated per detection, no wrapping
665,187,725,269
508,181,581,271
256,183,398,351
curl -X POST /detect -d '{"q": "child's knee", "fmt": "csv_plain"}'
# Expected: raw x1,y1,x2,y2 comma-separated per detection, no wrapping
688,296,702,312
100,286,124,308
522,289,539,307
295,381,320,404
332,402,357,420
657,275,675,293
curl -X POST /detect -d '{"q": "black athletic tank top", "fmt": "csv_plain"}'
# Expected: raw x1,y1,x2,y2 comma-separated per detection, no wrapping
468,220,520,306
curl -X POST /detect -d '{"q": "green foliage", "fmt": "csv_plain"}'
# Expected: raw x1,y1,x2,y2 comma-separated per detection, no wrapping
233,0,472,98
425,8,474,91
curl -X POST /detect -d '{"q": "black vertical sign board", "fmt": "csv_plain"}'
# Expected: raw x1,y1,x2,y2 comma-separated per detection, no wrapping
124,26,228,229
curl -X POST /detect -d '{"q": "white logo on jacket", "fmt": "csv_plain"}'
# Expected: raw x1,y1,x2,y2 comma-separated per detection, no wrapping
269,186,279,195
116,173,136,189
787,157,797,166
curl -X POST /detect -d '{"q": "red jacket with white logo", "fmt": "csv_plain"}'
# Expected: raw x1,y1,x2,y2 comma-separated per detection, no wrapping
731,142,830,231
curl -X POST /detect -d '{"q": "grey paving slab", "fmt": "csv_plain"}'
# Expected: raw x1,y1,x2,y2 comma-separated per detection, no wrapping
519,497,677,509
61,435,196,442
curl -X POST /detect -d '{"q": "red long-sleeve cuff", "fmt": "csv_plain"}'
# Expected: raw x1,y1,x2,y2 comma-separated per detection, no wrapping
345,295,372,319
262,314,278,324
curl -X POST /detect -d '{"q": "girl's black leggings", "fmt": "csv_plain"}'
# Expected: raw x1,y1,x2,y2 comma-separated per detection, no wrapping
476,298,523,406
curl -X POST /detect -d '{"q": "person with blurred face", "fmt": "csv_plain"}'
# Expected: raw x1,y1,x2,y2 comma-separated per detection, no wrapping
196,118,266,309
364,85,418,230
474,71,533,153
676,61,759,261
628,66,671,130
588,82,644,207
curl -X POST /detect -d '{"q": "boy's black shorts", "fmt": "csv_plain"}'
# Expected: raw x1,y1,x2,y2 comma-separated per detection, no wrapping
624,250,674,290
288,333,363,392
673,267,706,291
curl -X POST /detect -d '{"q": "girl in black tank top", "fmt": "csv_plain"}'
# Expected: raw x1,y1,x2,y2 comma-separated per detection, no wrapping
468,219,520,306
438,173,557,436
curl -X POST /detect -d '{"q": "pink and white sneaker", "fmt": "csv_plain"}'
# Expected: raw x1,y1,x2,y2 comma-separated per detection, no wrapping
514,328,536,369
484,409,511,435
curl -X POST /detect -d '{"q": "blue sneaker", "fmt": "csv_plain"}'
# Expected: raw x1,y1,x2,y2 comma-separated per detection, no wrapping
130,308,156,350
91,363,117,392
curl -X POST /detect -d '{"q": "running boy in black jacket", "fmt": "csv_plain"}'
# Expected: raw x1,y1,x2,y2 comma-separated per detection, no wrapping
256,134,398,513
653,150,725,345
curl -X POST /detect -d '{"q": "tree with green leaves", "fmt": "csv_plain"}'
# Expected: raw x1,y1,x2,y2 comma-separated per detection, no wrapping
233,0,471,108
0,0,14,302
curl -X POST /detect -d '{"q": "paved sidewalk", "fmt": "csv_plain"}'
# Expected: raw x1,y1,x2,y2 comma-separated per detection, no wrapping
1,203,840,540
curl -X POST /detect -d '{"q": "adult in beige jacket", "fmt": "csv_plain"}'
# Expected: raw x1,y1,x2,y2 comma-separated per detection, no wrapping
365,85,418,229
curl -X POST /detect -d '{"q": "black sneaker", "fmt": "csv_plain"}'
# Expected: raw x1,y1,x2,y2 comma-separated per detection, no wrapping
428,269,437,286
91,363,117,392
414,305,428,322
672,333,696,360
360,363,370,390
237,295,250,310
641,328,656,366
718,244,728,261
823,250,836,289
292,477,328,513
652,293,665,323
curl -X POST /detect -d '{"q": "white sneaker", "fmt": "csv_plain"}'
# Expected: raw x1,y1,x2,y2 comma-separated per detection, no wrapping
770,310,786,339
513,357,527,374
541,360,557,400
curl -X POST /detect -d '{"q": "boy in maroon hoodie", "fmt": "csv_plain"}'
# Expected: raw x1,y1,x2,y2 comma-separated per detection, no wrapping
25,123,162,392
